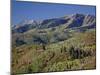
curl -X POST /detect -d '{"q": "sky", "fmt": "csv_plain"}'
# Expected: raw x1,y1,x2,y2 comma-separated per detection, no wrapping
12,1,96,25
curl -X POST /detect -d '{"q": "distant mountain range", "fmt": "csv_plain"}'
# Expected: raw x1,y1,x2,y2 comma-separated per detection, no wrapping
12,14,96,46
12,14,96,33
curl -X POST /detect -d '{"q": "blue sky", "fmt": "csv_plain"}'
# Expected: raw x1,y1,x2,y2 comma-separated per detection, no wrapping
12,1,96,25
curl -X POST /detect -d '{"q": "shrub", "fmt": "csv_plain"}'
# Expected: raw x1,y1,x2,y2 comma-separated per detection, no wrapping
69,46,93,59
61,46,67,53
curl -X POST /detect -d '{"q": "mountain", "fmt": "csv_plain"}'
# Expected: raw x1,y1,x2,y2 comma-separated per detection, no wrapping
12,20,40,33
12,14,96,33
12,14,96,46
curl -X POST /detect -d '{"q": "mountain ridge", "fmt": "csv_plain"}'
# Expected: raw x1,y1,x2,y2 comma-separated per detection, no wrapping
12,13,96,34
